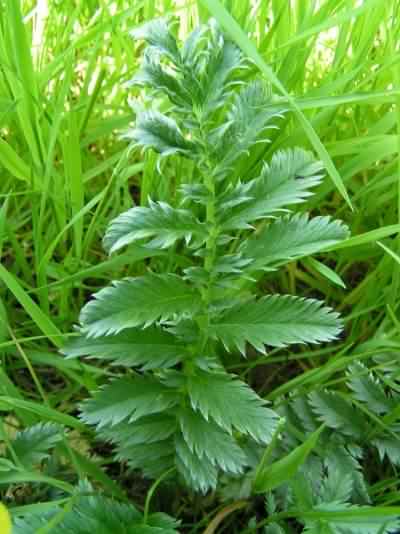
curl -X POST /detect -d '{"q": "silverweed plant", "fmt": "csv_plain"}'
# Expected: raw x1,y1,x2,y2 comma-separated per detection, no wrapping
64,19,350,494
225,357,400,532
13,480,180,534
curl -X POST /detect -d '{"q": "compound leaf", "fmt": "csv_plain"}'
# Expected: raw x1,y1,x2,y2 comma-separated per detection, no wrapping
13,488,179,534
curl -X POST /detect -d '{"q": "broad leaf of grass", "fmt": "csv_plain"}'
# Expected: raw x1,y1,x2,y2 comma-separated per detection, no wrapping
0,264,63,347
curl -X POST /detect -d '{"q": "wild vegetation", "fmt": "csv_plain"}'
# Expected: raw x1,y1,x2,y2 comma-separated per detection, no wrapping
1,1,400,533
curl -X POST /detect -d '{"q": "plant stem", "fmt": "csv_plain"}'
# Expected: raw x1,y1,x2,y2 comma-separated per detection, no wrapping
143,467,176,524
204,175,216,270
190,112,219,354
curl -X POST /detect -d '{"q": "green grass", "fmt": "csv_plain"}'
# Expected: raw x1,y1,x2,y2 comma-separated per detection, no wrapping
1,0,400,532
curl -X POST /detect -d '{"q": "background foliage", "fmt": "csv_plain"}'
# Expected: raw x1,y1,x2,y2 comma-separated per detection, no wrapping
0,0,400,532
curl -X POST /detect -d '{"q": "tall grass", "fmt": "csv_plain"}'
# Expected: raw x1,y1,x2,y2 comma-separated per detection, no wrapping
0,0,400,528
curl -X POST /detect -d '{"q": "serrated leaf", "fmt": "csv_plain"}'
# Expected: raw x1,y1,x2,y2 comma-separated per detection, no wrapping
346,362,393,415
211,81,283,179
241,214,349,270
125,110,194,157
180,183,210,205
129,48,189,106
221,148,324,230
292,467,317,510
103,200,205,254
12,422,63,467
81,376,178,429
213,253,252,274
181,24,205,66
13,490,179,534
178,408,247,474
99,413,177,447
146,512,180,532
217,179,254,213
290,395,320,434
309,391,365,439
187,370,278,443
63,327,185,370
201,38,241,113
319,470,354,505
175,434,218,493
373,435,400,466
79,273,199,337
210,295,342,354
116,439,175,479
253,425,324,493
179,23,242,115
130,18,180,65
325,444,370,504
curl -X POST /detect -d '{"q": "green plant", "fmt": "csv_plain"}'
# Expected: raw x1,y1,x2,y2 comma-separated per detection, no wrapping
218,356,400,532
249,463,400,533
12,481,179,534
0,421,177,532
1,1,400,532
63,18,349,495
244,378,400,534
279,358,400,487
